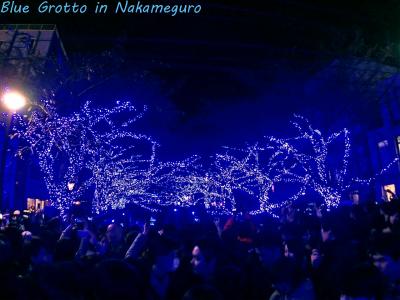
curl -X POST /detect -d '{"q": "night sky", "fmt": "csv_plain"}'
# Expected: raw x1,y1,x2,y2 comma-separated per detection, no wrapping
2,0,400,159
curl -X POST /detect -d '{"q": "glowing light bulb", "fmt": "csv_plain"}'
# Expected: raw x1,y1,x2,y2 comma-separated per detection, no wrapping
2,91,27,111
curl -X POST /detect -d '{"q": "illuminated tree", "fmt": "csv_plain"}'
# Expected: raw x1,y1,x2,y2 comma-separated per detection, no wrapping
264,115,351,208
16,101,156,214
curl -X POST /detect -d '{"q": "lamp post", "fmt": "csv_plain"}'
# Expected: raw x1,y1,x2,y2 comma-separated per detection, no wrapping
0,90,27,211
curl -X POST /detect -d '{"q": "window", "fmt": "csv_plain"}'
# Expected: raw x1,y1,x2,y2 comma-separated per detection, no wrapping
396,136,400,155
382,184,396,201
26,198,49,211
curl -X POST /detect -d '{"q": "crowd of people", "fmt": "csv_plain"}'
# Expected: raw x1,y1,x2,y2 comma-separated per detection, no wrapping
0,198,400,300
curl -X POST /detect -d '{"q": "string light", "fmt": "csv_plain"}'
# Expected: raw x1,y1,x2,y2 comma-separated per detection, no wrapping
347,157,399,186
16,100,157,214
261,115,352,209
13,101,398,216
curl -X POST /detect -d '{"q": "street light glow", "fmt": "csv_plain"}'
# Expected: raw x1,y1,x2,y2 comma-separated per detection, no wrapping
2,91,27,111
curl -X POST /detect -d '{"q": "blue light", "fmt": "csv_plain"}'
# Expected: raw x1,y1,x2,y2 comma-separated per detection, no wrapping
17,96,396,217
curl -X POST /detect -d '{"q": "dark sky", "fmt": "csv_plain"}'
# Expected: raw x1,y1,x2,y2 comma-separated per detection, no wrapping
2,0,400,159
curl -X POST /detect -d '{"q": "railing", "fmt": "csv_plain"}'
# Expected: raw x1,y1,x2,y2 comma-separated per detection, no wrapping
0,24,56,31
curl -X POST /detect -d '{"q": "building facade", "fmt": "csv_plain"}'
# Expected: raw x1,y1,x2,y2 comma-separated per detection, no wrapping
368,74,400,202
0,24,67,71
